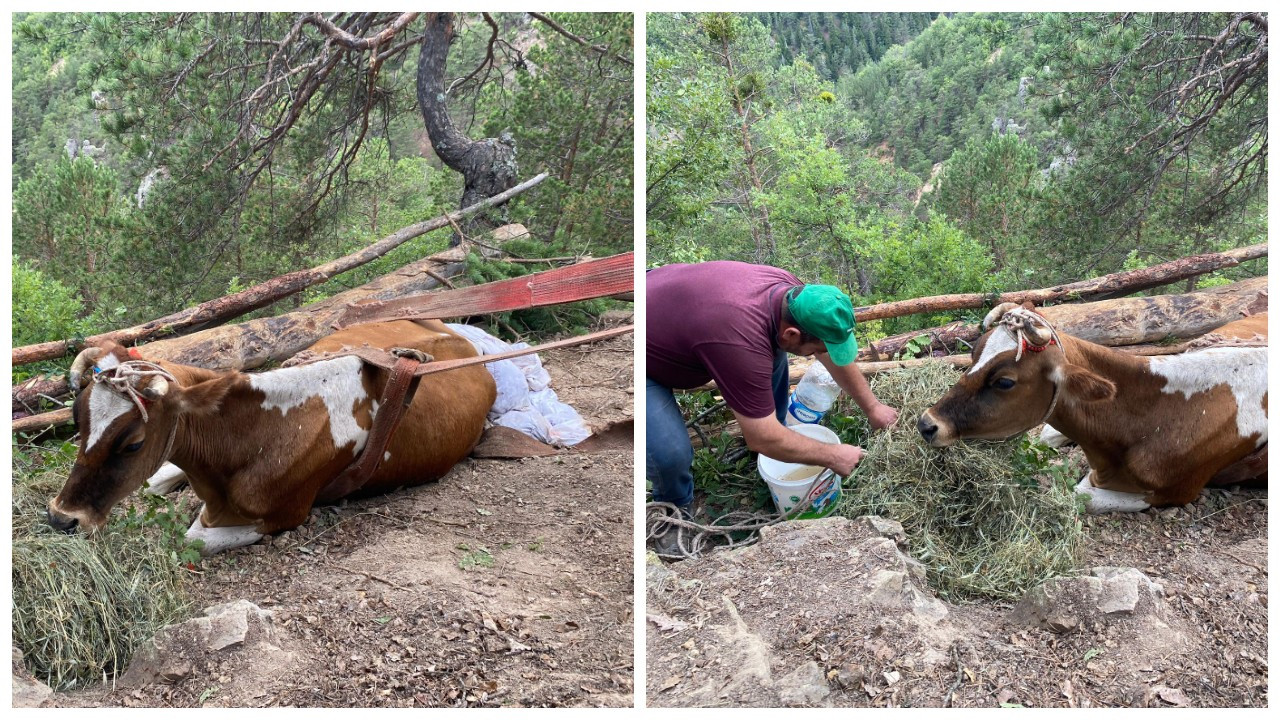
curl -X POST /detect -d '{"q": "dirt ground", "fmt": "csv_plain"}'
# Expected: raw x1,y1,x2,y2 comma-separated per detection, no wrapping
648,465,1268,708
46,325,634,709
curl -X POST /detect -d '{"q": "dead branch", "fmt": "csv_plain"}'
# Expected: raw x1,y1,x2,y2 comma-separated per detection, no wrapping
12,173,549,369
302,12,418,50
528,12,633,67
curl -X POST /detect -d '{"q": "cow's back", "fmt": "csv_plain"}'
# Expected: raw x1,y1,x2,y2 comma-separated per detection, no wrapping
1206,313,1267,343
311,320,497,496
309,319,480,361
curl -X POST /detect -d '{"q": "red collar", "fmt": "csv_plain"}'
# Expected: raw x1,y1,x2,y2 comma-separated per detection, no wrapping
1021,337,1057,353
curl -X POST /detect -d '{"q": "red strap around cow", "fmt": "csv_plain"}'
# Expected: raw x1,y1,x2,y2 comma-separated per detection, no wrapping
314,352,427,504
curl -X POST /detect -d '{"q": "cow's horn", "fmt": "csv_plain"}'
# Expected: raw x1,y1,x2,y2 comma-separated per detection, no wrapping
1024,317,1055,347
141,378,169,401
982,302,1021,331
68,347,106,390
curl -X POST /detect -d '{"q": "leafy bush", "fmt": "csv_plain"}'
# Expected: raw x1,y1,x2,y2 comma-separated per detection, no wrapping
12,256,92,348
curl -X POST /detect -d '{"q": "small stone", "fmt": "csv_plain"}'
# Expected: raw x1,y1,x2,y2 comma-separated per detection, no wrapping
835,664,865,689
777,661,831,707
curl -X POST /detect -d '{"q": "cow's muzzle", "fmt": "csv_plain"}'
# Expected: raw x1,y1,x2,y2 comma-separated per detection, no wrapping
46,504,81,534
917,411,954,447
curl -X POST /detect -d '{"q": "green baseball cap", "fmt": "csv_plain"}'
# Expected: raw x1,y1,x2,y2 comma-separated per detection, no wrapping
786,285,859,365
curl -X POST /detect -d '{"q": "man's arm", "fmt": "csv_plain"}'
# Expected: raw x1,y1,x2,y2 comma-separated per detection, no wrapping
816,353,899,430
736,412,864,476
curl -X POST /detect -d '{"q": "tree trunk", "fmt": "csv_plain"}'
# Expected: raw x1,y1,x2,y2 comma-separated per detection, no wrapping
720,34,775,261
12,174,547,368
854,243,1266,322
864,276,1268,360
418,12,519,243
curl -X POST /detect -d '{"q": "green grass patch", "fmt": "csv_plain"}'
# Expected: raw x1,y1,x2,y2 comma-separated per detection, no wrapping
457,544,495,570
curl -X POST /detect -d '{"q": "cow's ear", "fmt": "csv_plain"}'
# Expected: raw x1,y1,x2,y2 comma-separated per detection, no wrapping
172,378,233,416
1057,364,1116,402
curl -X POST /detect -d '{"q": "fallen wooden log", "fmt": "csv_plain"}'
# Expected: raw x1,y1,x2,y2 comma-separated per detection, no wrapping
854,243,1265,322
12,225,526,414
862,276,1266,360
13,248,634,433
12,174,549,367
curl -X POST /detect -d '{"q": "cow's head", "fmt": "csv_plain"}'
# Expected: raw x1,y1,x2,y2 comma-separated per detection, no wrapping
47,344,219,533
917,303,1115,447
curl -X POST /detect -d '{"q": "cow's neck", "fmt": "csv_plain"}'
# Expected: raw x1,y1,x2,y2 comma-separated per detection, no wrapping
164,366,258,481
1046,335,1163,449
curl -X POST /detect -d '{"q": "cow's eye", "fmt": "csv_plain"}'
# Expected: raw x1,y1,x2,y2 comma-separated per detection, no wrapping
121,440,144,453
992,377,1016,390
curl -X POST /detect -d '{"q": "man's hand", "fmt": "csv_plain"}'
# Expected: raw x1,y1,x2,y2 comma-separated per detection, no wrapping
738,413,864,476
828,443,865,477
867,402,899,431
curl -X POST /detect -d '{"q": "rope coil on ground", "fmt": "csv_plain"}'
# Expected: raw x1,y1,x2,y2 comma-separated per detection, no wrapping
646,495,822,560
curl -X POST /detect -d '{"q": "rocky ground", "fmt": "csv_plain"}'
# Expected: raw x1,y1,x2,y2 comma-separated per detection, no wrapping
20,321,635,709
648,482,1267,708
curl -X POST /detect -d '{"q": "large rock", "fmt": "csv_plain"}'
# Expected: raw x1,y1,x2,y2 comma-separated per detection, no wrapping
648,516,960,707
1009,567,1181,643
12,648,53,708
119,600,281,687
778,661,831,707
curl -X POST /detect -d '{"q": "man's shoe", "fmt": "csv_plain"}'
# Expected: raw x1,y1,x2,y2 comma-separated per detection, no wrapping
651,505,693,557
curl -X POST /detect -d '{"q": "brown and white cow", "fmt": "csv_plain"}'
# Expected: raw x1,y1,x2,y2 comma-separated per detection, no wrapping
47,319,496,553
917,303,1267,513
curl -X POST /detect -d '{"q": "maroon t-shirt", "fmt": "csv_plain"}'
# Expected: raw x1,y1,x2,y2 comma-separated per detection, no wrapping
647,261,800,419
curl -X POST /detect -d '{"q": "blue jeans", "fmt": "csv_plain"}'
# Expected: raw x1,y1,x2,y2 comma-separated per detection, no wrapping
647,350,789,509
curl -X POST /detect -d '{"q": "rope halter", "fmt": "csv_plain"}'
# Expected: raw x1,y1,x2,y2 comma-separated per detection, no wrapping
92,360,178,424
992,307,1066,427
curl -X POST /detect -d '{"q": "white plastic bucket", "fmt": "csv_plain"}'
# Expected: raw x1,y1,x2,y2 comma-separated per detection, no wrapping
758,423,843,519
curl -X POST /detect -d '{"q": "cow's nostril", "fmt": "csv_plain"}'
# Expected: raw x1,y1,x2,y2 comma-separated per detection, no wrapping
917,415,938,441
46,509,79,534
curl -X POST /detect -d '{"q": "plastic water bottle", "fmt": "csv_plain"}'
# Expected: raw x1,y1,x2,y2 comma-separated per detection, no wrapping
786,363,841,426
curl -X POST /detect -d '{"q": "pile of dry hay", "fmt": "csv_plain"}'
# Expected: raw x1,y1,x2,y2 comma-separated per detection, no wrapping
835,360,1084,601
12,451,191,690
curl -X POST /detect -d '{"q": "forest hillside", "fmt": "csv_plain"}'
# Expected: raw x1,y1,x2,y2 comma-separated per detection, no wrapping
13,12,633,366
647,12,1266,337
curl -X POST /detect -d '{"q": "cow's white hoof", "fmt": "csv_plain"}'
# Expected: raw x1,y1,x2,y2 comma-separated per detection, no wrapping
186,515,264,555
1075,474,1151,514
1039,424,1073,448
143,463,188,495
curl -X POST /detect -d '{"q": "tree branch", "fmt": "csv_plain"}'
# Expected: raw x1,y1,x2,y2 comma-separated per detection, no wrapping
528,12,632,67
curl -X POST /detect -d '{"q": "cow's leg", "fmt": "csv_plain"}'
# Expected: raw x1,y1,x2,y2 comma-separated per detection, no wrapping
1038,424,1073,449
1145,480,1206,509
1075,472,1151,514
258,499,315,537
1209,444,1268,487
143,463,188,495
186,510,264,556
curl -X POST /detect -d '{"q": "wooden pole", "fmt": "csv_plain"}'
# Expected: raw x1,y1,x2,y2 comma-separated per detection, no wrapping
853,243,1265,322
